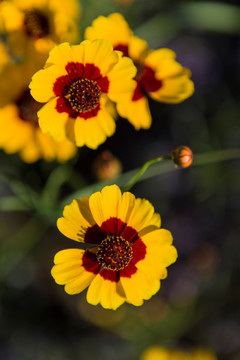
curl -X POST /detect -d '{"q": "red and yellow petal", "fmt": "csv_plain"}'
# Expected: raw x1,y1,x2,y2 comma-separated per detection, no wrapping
30,65,67,103
51,249,96,294
89,185,160,237
89,185,138,231
136,229,177,278
150,69,194,104
86,273,125,310
57,198,96,242
37,98,69,141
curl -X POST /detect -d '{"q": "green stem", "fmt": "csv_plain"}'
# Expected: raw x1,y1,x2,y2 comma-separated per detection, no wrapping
61,148,240,206
122,156,165,192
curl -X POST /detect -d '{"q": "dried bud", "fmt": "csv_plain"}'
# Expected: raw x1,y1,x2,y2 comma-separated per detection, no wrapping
171,146,193,168
92,150,122,181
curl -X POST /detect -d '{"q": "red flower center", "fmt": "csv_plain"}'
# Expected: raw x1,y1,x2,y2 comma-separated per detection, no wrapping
97,235,133,271
16,89,42,127
24,9,50,38
54,62,109,120
64,78,101,113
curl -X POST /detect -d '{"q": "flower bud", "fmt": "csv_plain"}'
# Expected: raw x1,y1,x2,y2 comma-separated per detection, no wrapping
92,150,122,181
171,146,193,168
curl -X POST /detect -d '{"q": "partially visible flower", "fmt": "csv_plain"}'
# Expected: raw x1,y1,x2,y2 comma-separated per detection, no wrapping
140,346,187,360
92,150,122,181
189,348,218,360
30,39,137,149
51,184,177,310
0,0,80,55
85,13,194,130
140,346,218,360
0,54,77,163
171,146,193,168
0,90,77,163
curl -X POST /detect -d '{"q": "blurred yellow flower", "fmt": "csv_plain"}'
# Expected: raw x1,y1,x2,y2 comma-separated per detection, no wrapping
30,39,136,149
140,346,218,360
0,54,77,163
85,13,194,130
0,0,81,55
51,184,177,310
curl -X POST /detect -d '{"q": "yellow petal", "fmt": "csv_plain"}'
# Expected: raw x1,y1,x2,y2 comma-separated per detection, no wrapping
150,70,194,104
89,184,122,226
128,35,149,61
53,249,85,264
120,268,160,306
45,42,74,67
108,54,137,97
64,269,96,295
141,229,178,266
85,13,132,48
51,248,96,294
74,109,115,149
57,198,96,242
86,274,125,310
81,39,119,75
30,65,67,103
127,198,161,235
117,94,152,130
37,98,69,141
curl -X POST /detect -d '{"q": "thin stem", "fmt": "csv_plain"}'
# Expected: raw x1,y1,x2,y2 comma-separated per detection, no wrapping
122,156,165,192
61,148,240,206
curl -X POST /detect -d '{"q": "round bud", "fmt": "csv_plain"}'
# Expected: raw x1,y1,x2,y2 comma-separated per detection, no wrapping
171,146,193,168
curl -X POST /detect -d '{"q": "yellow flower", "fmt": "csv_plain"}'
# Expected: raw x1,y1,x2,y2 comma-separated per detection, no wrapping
0,95,77,163
51,184,177,310
29,39,137,149
0,0,80,54
0,54,77,163
85,13,194,130
140,346,187,360
140,346,218,360
189,349,218,360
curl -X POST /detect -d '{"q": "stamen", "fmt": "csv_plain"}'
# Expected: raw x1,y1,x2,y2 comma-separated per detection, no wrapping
97,235,133,271
64,78,101,113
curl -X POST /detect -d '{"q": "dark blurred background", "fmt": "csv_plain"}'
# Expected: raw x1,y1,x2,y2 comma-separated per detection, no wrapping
0,1,240,359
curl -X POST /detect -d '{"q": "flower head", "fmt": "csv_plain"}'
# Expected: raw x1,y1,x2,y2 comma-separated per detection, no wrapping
0,0,80,54
85,13,194,130
51,185,177,310
0,56,77,163
30,39,136,149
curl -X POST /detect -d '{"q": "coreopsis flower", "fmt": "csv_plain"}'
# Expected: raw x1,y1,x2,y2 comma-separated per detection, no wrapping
85,13,194,130
0,0,80,55
51,185,177,310
0,90,77,163
29,39,137,149
0,57,77,163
